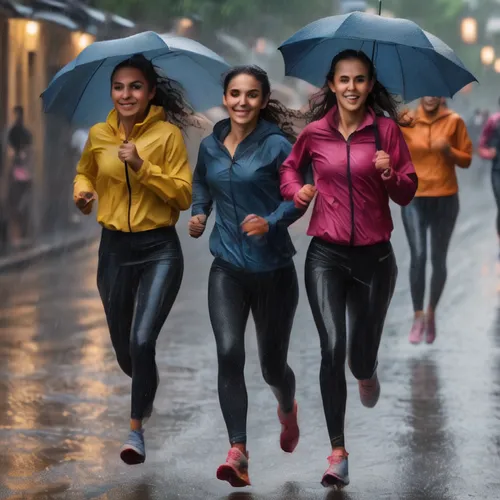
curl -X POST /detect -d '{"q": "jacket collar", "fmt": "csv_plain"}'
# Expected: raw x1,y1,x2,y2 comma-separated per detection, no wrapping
106,105,165,141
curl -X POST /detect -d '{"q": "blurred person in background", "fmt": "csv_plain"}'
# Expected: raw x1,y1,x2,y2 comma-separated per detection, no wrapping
280,50,417,489
73,54,192,466
7,105,33,247
479,98,500,251
189,65,305,488
401,96,472,345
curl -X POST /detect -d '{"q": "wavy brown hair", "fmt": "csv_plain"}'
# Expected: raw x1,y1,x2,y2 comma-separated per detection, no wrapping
306,50,409,126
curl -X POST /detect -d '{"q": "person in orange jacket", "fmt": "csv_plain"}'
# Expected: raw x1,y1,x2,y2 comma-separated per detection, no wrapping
400,96,472,345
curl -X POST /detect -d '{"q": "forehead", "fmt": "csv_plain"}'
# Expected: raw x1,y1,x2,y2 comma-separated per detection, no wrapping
227,74,261,91
112,67,146,82
335,58,369,76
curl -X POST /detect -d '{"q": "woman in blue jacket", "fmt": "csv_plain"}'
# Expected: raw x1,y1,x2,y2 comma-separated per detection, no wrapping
189,65,304,487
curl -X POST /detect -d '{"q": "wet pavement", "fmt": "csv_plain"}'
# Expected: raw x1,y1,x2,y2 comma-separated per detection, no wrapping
1,162,499,499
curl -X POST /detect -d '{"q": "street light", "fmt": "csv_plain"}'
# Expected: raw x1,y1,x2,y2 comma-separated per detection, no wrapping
494,58,500,73
461,17,478,44
25,21,39,36
481,45,496,65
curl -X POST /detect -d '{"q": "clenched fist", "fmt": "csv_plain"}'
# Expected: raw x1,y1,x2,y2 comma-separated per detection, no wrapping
188,214,207,238
293,184,316,209
75,191,96,215
118,142,143,172
241,214,269,236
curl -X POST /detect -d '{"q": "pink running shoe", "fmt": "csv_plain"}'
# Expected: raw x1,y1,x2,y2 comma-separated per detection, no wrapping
409,317,425,344
321,448,349,488
358,372,381,408
216,447,251,487
277,400,300,453
426,316,436,344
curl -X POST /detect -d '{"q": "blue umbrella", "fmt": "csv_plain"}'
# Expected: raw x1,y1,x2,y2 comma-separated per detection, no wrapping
41,31,230,127
278,12,477,101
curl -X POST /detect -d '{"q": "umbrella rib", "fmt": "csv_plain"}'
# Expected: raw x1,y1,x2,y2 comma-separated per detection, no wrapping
395,45,406,101
69,58,107,122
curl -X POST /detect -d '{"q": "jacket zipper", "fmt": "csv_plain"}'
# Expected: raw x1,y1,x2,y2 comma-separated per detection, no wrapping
124,161,133,233
228,156,248,267
346,136,355,246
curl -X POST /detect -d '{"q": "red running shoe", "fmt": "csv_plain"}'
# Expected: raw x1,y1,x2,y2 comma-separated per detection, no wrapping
277,400,300,453
216,447,251,487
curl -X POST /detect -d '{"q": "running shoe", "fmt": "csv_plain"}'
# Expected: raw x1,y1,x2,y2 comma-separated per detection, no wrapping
358,372,381,408
277,400,300,453
409,316,425,344
426,315,436,344
216,447,251,487
321,448,350,489
120,429,145,465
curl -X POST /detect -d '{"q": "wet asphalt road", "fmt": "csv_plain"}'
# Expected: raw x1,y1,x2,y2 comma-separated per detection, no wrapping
1,163,500,499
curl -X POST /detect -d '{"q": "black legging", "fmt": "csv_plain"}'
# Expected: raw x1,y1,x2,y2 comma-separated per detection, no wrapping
208,258,298,445
492,170,500,237
97,226,183,420
401,194,459,312
304,238,397,448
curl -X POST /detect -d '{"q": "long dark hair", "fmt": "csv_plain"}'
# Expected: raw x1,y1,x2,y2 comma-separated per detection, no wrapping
307,50,406,125
222,65,300,142
111,54,193,130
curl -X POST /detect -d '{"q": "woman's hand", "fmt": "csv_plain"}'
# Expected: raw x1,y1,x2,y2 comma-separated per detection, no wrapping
188,214,207,238
293,184,316,209
75,191,96,215
373,150,392,177
430,137,451,155
118,142,143,172
241,214,269,236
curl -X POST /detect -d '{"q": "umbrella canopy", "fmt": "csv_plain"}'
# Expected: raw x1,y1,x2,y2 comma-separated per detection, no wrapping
278,12,477,101
41,31,230,127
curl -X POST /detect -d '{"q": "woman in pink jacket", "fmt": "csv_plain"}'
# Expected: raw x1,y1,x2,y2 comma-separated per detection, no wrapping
280,49,417,489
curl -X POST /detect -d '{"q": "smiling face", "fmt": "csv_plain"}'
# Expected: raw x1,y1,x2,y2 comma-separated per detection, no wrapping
421,96,442,115
328,57,374,115
111,66,155,120
222,73,269,127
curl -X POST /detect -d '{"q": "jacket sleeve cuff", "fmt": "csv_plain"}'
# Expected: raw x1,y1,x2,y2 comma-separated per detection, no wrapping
135,160,153,182
264,215,277,237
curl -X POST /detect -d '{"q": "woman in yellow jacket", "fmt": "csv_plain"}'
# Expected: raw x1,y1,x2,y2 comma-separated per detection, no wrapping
401,97,472,345
74,54,192,465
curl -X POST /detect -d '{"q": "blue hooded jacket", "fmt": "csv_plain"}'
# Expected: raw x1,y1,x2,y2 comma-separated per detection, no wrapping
191,118,304,272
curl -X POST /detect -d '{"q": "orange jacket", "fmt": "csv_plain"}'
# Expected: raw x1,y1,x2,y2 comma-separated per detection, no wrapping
400,105,472,197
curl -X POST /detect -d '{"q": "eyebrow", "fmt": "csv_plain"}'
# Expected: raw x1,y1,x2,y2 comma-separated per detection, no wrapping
229,88,261,92
113,80,143,85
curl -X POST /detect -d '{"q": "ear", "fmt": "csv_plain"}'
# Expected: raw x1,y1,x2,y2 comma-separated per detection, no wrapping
368,79,375,93
261,94,270,110
222,93,228,108
327,80,336,94
148,86,156,101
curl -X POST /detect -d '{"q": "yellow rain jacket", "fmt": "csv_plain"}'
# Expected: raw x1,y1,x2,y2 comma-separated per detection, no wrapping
74,105,192,232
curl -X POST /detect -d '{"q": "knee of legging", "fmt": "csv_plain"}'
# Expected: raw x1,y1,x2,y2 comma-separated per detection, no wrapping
348,355,374,381
261,362,286,387
130,336,156,361
320,345,346,371
217,346,245,376
410,248,427,268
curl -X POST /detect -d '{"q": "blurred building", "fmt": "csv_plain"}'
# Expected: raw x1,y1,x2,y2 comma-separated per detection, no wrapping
0,1,135,251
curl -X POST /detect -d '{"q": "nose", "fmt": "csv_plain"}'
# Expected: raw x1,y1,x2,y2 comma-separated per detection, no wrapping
347,79,355,91
239,95,248,107
122,87,131,99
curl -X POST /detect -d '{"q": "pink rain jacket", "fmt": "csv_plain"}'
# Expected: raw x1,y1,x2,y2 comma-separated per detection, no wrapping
280,106,417,246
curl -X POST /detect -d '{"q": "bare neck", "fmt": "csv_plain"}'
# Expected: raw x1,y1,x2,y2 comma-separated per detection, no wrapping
337,105,366,138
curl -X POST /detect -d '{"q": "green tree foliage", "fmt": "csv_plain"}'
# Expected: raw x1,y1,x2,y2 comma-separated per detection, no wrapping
92,0,332,38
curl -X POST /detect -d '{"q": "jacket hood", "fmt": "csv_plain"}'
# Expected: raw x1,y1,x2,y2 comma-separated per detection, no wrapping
106,105,166,140
413,104,453,125
213,118,287,150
